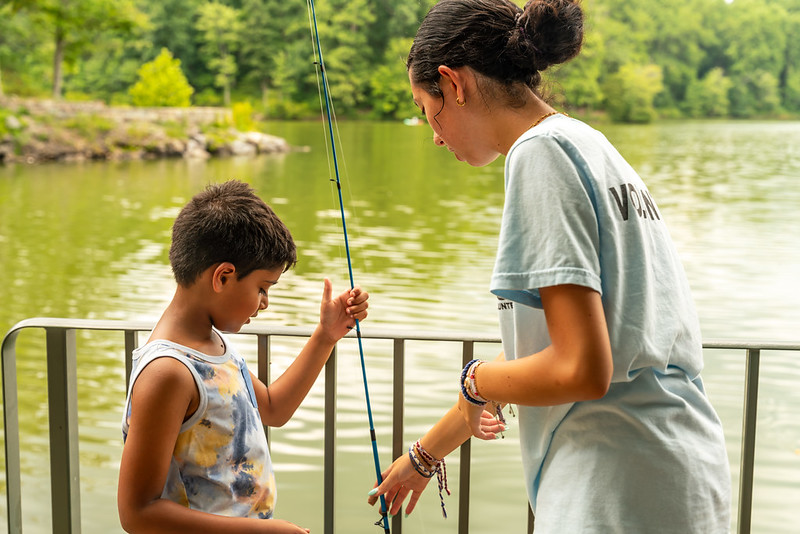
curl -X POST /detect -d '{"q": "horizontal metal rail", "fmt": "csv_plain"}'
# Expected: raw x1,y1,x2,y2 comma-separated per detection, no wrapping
2,317,798,533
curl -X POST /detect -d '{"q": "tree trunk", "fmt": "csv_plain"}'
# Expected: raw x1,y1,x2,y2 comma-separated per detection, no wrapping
0,64,4,98
52,30,65,99
223,81,231,107
261,80,269,117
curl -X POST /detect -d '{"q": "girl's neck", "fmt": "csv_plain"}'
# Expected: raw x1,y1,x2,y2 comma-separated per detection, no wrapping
491,99,556,156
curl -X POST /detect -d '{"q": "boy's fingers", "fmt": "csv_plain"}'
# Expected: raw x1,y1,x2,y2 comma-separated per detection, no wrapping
322,278,332,303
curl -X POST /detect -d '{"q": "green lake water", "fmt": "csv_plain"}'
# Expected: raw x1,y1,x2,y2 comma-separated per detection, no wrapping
1,119,799,532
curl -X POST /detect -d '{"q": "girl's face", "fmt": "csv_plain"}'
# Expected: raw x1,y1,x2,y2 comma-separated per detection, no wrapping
409,69,501,167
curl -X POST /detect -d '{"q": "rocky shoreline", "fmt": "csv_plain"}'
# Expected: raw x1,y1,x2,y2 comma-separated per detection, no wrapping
0,97,296,164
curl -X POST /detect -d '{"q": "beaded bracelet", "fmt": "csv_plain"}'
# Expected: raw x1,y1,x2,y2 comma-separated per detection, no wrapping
461,359,512,438
460,358,488,405
408,444,435,478
411,439,451,518
466,360,488,402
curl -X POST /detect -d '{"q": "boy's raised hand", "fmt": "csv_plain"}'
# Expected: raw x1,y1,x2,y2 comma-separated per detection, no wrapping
319,278,369,343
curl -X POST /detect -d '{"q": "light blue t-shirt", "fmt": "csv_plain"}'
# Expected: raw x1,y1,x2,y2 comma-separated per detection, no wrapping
491,115,731,533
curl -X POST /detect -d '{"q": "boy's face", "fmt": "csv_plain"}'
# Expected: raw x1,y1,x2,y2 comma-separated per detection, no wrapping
214,266,284,333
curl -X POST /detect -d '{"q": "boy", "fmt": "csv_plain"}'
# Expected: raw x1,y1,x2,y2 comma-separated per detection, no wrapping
118,180,368,533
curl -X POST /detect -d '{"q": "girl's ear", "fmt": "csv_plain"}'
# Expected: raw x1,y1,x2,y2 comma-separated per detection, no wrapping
212,262,236,292
437,65,467,104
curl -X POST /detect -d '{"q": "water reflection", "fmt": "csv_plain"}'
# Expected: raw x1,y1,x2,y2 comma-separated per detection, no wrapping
1,120,799,532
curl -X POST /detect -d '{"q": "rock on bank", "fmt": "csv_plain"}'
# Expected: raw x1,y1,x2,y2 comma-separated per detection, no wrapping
0,97,293,164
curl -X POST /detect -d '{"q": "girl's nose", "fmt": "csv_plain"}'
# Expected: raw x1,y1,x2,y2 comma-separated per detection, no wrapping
433,132,446,147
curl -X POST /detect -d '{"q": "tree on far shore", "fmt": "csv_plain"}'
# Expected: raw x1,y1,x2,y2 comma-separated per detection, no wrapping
24,0,148,99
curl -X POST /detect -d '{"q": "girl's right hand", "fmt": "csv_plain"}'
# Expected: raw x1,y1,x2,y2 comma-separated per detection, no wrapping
367,452,432,516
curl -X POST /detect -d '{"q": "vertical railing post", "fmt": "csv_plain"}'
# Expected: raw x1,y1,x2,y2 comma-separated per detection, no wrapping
458,341,475,534
2,330,23,534
324,345,337,534
737,348,760,534
391,338,405,534
46,327,81,534
257,335,272,445
123,329,139,386
528,502,535,533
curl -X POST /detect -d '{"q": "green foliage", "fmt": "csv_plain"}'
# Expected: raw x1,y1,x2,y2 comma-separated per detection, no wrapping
196,2,242,107
28,0,148,98
730,70,782,117
548,28,605,111
369,38,418,119
129,48,193,107
312,0,376,114
139,0,207,88
604,64,664,123
2,0,800,120
239,0,305,109
232,101,256,131
684,68,732,118
62,114,115,138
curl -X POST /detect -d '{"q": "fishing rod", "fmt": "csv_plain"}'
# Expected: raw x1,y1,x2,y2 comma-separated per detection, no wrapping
306,1,390,532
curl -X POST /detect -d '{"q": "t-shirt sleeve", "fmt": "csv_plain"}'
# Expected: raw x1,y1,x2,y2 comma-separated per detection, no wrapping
490,134,602,308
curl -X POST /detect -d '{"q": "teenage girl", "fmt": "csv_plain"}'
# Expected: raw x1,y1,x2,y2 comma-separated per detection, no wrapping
368,1,731,532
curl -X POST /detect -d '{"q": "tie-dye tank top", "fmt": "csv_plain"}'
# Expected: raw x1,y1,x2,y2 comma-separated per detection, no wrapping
122,331,277,518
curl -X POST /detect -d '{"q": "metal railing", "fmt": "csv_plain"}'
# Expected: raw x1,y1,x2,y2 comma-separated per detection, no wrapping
2,318,798,533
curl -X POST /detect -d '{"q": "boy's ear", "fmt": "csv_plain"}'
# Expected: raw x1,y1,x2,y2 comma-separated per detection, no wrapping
212,262,236,292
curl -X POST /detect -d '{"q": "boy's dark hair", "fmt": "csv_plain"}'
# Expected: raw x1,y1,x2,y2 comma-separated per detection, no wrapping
169,180,297,286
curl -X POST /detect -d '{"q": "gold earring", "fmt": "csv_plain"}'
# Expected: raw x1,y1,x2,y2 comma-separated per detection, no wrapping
456,97,465,107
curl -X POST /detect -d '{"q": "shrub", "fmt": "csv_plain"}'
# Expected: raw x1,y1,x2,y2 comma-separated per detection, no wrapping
129,49,194,107
232,101,256,131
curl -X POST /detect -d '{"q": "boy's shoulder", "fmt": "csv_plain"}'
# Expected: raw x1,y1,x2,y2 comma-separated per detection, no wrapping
133,338,192,362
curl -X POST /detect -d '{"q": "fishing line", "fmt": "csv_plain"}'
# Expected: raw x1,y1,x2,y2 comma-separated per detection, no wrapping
306,1,390,532
304,4,363,281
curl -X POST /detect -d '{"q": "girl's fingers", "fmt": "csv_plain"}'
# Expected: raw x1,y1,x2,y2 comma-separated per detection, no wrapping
405,490,422,515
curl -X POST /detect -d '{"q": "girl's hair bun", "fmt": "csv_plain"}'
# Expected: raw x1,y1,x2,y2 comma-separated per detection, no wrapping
513,0,584,72
408,0,585,96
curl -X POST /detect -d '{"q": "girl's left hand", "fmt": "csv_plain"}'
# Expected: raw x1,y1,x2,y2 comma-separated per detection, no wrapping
319,278,369,342
368,452,432,516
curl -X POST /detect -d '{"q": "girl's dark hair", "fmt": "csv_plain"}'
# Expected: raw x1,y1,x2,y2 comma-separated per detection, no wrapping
169,180,297,286
408,0,583,104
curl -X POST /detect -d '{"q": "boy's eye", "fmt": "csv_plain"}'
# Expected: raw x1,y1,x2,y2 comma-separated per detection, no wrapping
259,288,267,296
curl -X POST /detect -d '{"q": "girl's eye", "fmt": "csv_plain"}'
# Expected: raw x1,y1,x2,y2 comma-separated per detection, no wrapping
259,288,267,296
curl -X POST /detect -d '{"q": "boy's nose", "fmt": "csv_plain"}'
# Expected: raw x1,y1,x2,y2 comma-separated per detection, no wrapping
433,132,446,147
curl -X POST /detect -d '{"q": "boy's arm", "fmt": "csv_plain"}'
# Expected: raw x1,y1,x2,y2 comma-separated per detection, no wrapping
253,279,368,427
118,357,310,534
